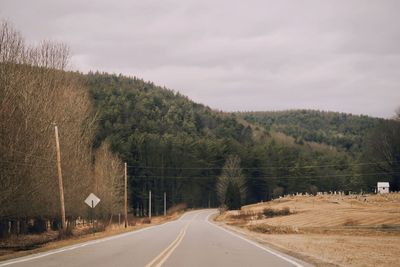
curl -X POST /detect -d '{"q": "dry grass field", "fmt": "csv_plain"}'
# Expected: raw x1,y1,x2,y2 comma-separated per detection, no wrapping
216,193,400,267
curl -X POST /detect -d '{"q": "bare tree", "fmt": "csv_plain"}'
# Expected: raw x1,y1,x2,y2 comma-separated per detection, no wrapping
217,155,247,209
94,142,124,222
0,21,122,235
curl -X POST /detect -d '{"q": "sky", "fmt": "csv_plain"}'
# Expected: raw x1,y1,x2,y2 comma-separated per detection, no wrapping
1,0,399,118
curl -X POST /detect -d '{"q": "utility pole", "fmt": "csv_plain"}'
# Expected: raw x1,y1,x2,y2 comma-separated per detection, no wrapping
124,162,128,228
149,190,152,220
54,125,66,231
164,192,166,216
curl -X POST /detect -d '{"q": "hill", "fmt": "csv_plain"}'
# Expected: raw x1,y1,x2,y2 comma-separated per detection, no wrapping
85,73,373,215
237,110,382,153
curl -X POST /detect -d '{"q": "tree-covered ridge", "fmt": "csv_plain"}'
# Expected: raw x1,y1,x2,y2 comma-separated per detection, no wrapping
237,110,382,152
85,73,371,215
87,72,252,146
85,72,254,212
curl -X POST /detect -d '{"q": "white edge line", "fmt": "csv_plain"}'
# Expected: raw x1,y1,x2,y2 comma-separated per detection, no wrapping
0,212,192,267
205,212,304,267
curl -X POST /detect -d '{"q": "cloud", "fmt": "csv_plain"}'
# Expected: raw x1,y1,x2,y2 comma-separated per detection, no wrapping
1,0,399,117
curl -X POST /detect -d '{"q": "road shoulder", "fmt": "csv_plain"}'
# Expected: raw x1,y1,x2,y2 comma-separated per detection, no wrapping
0,213,183,263
208,214,315,267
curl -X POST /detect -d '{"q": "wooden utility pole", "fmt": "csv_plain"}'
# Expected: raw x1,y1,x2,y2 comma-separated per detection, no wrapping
124,162,128,228
149,190,152,220
164,192,166,216
54,125,66,231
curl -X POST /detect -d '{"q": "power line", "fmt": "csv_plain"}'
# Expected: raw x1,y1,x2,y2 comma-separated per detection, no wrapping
128,171,400,180
126,160,399,171
0,144,56,163
0,160,53,169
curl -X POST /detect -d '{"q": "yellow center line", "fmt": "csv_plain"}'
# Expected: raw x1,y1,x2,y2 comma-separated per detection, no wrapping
145,212,201,267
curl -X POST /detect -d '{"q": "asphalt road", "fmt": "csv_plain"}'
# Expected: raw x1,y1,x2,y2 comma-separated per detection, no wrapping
0,210,307,267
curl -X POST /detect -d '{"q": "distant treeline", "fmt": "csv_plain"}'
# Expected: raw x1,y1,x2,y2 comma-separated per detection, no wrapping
238,110,381,152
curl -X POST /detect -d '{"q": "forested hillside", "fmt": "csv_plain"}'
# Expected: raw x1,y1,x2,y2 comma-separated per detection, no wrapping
85,73,384,214
238,110,381,152
85,72,254,213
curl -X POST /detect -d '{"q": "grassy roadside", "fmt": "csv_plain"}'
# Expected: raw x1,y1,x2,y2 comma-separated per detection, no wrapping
215,193,400,267
212,219,334,267
0,212,183,262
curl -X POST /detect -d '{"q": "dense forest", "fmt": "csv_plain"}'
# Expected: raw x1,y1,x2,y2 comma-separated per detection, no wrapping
238,110,381,153
1,21,399,237
85,72,399,213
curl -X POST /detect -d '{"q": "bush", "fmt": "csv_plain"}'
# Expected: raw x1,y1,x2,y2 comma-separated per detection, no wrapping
263,207,291,218
263,208,276,218
142,218,151,224
248,224,298,234
230,211,254,220
309,185,319,196
272,187,284,199
167,203,187,215
218,205,228,214
29,218,47,234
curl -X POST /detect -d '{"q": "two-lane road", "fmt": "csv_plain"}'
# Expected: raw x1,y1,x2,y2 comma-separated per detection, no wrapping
0,210,307,267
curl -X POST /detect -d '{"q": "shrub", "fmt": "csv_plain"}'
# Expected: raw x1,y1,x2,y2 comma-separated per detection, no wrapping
263,208,276,218
142,218,151,224
29,218,47,234
263,207,291,218
248,224,298,234
167,203,187,215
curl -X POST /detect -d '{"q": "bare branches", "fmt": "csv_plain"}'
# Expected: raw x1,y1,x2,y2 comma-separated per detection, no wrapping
0,20,25,64
0,21,81,220
217,155,247,209
94,142,124,217
1,20,124,223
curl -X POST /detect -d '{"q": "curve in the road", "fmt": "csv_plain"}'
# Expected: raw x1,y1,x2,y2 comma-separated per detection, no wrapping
0,209,307,267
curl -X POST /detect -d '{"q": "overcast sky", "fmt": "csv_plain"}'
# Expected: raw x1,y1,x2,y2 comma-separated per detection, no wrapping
1,0,399,118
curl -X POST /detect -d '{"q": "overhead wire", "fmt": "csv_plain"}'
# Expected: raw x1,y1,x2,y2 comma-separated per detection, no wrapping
127,171,400,180
126,160,398,171
0,160,54,169
0,143,56,163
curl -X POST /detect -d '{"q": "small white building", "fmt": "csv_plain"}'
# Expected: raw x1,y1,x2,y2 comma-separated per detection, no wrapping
377,182,390,194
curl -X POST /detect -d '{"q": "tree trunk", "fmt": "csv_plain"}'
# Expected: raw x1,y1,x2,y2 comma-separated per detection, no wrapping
19,218,28,234
0,220,9,238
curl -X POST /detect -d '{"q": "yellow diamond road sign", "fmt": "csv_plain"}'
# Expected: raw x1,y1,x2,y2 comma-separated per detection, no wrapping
85,193,100,208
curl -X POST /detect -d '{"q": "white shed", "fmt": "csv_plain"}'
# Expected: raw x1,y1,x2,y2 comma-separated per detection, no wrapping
377,182,390,194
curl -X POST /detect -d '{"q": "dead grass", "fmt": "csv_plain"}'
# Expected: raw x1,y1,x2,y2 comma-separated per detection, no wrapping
222,207,292,223
239,193,400,229
248,224,299,234
217,193,400,267
342,219,359,226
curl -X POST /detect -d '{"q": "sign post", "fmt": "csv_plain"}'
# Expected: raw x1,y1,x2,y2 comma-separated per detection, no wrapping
85,193,100,234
